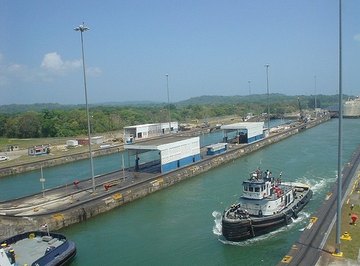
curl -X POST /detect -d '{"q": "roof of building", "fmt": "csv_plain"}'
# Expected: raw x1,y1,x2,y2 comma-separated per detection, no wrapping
124,136,199,151
221,122,264,130
124,123,158,129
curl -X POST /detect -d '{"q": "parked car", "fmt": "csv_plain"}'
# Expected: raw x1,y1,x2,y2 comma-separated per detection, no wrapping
0,155,9,161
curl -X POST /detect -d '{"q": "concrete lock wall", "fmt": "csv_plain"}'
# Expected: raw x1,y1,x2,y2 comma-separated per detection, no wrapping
0,116,330,240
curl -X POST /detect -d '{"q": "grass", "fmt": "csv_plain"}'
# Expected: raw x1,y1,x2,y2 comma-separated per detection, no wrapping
0,137,68,149
325,176,360,260
0,133,122,168
0,129,124,150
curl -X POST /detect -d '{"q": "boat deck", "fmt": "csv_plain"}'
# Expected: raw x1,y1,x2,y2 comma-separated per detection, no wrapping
10,235,64,265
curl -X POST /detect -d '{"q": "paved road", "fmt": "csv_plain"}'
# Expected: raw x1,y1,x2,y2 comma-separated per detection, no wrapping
278,145,360,266
0,169,155,216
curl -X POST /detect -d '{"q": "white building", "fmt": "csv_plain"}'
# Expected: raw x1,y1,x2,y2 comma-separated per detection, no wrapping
91,136,104,144
221,122,265,144
124,136,200,173
124,122,179,144
66,140,78,147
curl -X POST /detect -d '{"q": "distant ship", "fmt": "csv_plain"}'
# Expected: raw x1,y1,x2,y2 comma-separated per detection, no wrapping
343,97,360,118
0,230,76,266
221,169,312,242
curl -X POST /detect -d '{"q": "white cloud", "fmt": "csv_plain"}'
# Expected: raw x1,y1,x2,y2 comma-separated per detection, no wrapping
354,34,360,42
87,67,102,77
0,62,33,87
41,52,63,70
41,52,81,72
8,63,25,72
40,52,101,77
0,51,101,90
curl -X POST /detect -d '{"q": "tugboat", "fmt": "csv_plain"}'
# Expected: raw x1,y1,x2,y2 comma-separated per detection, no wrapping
0,230,76,266
222,169,312,242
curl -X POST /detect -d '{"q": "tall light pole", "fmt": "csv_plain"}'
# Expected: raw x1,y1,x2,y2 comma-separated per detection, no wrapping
265,64,270,130
247,80,252,116
314,75,317,116
39,166,46,197
74,22,95,193
335,0,343,256
165,74,171,134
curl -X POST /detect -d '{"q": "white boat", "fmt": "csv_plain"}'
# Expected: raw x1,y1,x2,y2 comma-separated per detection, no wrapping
222,169,312,241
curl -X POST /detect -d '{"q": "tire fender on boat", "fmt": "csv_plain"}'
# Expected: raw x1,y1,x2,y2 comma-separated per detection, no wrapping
284,214,290,225
292,208,298,219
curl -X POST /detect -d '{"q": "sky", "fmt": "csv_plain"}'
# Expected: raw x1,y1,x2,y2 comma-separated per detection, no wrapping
0,0,359,105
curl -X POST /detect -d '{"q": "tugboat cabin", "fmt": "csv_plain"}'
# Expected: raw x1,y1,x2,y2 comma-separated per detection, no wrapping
239,170,295,217
242,171,272,200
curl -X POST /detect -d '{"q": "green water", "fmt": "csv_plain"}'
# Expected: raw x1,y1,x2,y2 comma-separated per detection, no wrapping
55,119,360,266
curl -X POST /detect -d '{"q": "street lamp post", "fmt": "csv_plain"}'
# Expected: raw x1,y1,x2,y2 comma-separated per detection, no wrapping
265,64,270,131
314,75,317,116
74,22,95,193
39,166,46,197
247,80,252,115
165,74,171,134
335,0,343,256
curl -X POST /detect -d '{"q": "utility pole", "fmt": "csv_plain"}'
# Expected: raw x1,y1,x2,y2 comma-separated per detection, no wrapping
265,64,270,130
166,74,171,134
74,22,96,193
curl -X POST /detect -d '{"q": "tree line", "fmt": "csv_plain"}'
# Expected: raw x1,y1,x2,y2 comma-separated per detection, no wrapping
0,94,338,138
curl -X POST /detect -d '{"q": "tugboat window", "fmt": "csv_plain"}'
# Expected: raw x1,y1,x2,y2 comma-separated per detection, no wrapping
255,187,260,192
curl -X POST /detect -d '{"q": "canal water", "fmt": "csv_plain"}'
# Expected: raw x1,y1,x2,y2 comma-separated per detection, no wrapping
2,119,360,265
